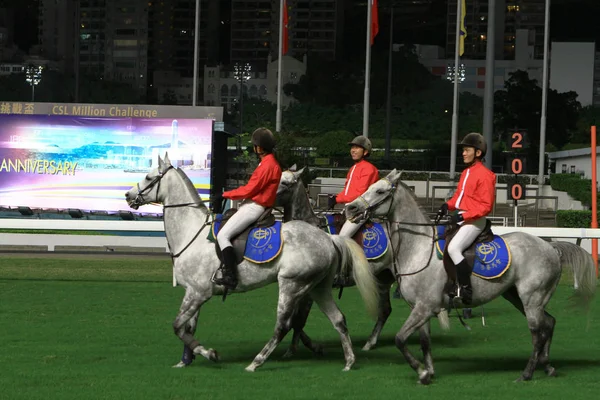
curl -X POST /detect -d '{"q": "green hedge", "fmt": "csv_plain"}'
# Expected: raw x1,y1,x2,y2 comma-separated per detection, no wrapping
556,210,597,228
550,173,593,207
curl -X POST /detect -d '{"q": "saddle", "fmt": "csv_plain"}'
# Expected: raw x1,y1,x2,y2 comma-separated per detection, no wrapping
441,219,494,283
215,207,276,264
321,213,364,247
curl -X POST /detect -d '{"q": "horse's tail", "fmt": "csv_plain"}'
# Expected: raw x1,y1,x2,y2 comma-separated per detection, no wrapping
437,309,451,330
551,241,597,306
332,236,379,319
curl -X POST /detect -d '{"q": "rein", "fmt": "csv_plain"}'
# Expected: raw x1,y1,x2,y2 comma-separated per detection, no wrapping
165,207,211,259
133,165,212,259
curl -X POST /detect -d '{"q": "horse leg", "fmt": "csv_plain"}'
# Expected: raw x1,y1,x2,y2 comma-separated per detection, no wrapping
504,286,556,381
394,304,434,385
419,320,435,377
362,281,392,351
517,291,556,382
310,285,356,371
245,279,310,372
173,310,199,368
172,291,218,365
283,297,324,359
539,312,557,377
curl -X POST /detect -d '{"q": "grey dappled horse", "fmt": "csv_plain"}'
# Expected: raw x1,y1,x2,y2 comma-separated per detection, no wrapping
275,168,450,356
344,169,597,384
124,154,380,372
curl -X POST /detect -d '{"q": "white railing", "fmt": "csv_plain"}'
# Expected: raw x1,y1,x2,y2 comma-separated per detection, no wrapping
2,220,600,287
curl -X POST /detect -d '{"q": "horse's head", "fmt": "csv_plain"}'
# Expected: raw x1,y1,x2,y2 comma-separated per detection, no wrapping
276,166,305,205
345,169,402,222
125,153,174,209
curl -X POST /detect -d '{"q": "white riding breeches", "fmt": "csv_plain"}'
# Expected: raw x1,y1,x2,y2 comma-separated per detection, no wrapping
339,219,362,238
447,216,487,264
217,201,266,249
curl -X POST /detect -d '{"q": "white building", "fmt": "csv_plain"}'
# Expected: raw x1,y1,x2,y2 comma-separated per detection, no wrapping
548,147,599,179
203,54,306,109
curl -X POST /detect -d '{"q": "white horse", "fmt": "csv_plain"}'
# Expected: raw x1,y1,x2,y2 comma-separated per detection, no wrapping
275,167,450,357
125,154,379,371
344,169,597,383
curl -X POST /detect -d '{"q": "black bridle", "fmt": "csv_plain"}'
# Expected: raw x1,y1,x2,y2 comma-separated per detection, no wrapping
130,165,211,258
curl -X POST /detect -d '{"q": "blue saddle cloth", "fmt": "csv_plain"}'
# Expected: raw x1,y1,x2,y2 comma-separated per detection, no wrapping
435,225,512,279
210,216,283,264
325,215,388,260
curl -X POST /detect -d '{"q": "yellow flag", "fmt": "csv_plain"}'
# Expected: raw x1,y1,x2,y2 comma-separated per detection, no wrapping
459,0,467,56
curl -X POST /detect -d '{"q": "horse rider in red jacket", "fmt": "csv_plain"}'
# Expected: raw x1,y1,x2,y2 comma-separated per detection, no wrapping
214,128,282,289
328,136,379,237
437,132,496,305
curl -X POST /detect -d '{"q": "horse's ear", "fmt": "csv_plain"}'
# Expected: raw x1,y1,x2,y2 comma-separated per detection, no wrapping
295,166,306,177
163,152,172,166
385,169,402,184
158,154,165,170
289,164,297,172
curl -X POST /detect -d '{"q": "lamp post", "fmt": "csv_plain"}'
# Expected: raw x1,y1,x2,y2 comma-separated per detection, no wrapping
233,62,252,149
25,65,43,102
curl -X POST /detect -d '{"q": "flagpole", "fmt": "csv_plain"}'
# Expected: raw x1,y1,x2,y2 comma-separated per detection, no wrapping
363,0,373,138
482,0,496,170
538,0,550,185
276,0,284,133
450,0,462,180
192,0,200,106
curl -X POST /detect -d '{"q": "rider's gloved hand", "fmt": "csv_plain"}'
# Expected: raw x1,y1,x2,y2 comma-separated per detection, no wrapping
448,213,464,225
327,195,337,209
437,203,448,218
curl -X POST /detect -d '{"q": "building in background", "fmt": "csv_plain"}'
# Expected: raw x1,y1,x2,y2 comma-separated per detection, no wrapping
230,0,344,66
419,28,543,96
0,8,19,61
37,0,75,71
446,0,546,60
103,1,149,93
202,54,306,109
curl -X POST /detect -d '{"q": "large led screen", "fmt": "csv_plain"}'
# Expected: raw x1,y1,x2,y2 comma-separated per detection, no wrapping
0,114,213,214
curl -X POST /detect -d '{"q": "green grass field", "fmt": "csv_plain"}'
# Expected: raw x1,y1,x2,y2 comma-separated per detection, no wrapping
1,256,600,400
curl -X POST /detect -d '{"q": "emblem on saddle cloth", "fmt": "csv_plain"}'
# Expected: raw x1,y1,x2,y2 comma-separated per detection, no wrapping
435,225,512,279
324,215,388,260
208,216,284,263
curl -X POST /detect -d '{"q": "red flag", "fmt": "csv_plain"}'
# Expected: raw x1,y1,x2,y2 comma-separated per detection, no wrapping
283,1,289,55
371,0,379,45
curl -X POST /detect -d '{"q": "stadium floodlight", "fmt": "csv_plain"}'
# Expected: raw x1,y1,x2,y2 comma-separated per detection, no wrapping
25,64,44,102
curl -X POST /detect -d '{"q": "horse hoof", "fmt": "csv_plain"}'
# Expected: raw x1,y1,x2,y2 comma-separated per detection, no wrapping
282,349,296,359
514,375,531,383
342,364,353,372
172,361,187,368
418,368,431,385
313,344,325,356
208,349,220,363
245,365,257,372
362,342,375,351
546,366,557,377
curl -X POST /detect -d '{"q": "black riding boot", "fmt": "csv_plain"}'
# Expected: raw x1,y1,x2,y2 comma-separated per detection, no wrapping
454,259,473,305
214,246,238,289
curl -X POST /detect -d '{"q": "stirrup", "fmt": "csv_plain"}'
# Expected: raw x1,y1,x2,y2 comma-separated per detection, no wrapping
453,285,471,306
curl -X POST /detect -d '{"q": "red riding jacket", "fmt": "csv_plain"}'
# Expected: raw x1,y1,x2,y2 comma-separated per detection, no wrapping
336,159,379,204
447,160,496,222
223,154,282,208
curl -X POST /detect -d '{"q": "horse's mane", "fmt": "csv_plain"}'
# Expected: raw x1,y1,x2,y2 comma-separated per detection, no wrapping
174,167,204,206
395,177,430,220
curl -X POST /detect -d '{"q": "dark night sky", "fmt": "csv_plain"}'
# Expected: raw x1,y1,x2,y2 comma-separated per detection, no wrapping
5,0,600,55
